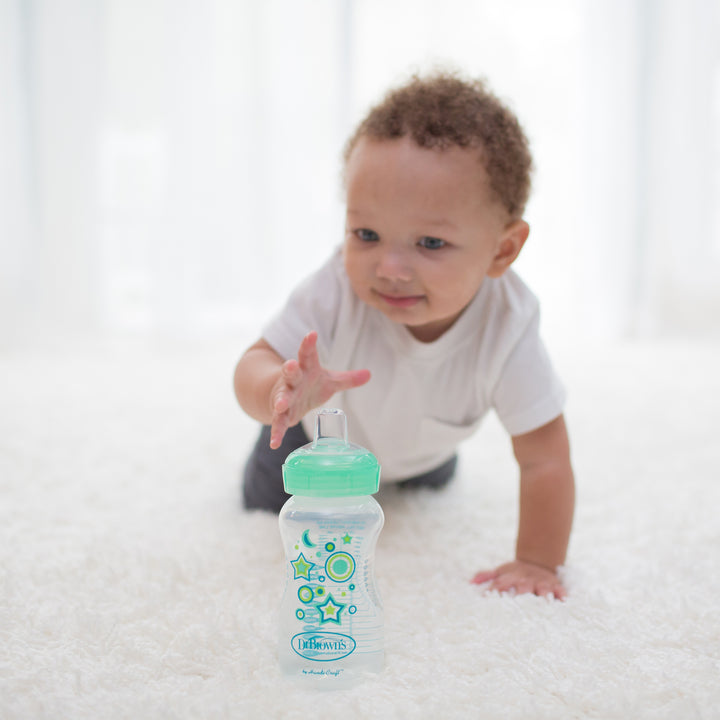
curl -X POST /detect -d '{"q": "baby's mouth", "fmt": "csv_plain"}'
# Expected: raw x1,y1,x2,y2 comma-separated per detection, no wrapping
374,290,424,308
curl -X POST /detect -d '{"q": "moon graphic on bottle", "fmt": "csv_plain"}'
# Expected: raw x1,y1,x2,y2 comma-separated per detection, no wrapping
301,529,316,548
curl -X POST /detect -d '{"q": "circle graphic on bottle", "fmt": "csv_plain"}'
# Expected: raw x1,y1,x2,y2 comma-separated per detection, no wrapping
325,552,355,583
298,586,314,604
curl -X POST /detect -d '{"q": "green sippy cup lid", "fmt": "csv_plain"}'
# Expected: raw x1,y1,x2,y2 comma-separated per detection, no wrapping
282,409,381,497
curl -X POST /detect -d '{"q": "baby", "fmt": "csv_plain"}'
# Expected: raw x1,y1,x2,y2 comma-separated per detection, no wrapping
234,72,575,599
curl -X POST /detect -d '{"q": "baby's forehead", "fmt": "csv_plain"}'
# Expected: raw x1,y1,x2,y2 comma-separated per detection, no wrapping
347,136,490,186
345,137,509,224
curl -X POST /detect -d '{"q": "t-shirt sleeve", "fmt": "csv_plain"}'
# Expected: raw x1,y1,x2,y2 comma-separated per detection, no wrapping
490,308,566,436
261,252,343,363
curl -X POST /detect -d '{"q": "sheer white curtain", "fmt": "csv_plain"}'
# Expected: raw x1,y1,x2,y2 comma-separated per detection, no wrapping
1,0,719,349
1,0,353,346
580,0,720,338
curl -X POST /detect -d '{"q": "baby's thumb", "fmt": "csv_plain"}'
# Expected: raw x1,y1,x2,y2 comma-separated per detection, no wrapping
471,570,497,585
344,368,371,389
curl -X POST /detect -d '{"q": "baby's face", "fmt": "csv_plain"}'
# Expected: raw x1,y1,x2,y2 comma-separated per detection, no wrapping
344,136,518,342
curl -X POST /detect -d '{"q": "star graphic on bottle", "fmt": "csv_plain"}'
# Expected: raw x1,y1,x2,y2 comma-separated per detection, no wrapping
291,552,315,580
316,594,346,625
342,533,353,544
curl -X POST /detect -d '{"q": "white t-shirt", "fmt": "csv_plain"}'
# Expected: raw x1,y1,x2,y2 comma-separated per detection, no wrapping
263,249,565,482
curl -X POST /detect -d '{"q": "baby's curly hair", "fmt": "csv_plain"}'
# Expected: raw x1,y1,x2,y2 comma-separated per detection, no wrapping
344,72,533,218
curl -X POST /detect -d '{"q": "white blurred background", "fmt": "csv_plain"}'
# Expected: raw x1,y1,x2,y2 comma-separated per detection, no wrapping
1,0,719,351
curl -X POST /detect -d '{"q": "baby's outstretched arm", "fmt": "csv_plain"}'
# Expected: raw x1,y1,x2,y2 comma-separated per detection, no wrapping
472,415,575,599
234,331,370,448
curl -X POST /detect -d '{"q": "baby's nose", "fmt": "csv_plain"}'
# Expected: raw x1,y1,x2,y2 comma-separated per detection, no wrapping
376,250,413,282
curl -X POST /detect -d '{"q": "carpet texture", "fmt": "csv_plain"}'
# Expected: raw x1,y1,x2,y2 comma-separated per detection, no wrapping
1,339,719,719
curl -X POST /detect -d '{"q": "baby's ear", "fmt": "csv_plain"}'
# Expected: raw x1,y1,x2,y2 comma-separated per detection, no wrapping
487,220,529,278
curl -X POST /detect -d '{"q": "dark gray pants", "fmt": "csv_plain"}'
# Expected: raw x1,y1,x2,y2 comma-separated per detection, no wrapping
242,423,457,513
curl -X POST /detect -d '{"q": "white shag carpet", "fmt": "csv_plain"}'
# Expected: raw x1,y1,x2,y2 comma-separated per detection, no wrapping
1,338,719,720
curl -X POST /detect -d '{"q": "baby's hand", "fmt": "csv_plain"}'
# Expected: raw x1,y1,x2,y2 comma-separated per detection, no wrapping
269,331,370,449
471,560,566,600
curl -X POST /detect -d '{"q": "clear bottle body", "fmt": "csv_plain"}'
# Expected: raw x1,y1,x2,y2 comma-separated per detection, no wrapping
278,494,384,688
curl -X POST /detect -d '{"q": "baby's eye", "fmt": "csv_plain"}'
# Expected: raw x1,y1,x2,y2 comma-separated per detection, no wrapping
418,236,446,250
355,228,380,242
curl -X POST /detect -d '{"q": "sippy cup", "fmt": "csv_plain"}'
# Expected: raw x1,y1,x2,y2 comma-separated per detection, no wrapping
278,408,384,687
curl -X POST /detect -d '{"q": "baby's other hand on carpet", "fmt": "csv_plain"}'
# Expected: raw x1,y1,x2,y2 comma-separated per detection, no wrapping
471,560,566,600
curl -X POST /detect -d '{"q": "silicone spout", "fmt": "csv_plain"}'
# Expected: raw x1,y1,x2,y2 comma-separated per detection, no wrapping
314,408,348,446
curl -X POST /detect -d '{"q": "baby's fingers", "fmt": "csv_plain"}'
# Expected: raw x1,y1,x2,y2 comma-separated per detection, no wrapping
329,368,371,392
269,412,291,450
471,570,497,585
489,574,520,594
281,358,303,388
297,331,321,373
540,581,566,601
273,389,290,414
